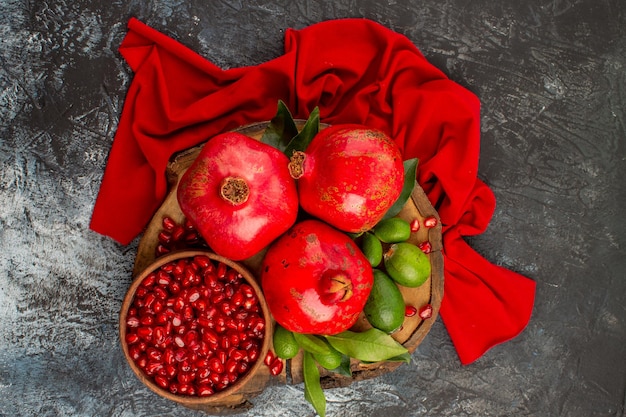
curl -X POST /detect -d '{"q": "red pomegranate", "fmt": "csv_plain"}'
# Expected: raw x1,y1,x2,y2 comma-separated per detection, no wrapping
177,132,298,260
261,219,373,335
288,125,405,233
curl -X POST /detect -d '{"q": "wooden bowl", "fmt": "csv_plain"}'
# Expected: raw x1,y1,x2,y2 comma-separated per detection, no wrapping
119,250,273,411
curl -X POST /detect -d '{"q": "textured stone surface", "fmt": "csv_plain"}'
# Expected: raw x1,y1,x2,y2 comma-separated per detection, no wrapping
1,0,625,416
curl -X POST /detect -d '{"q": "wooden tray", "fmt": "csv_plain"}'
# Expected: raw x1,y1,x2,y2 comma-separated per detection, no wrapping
132,121,444,414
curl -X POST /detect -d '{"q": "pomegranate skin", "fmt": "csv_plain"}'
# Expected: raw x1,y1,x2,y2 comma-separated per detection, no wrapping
261,220,373,335
177,132,298,260
290,125,405,233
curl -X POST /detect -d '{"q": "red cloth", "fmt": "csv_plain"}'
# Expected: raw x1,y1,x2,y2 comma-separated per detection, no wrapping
91,18,536,365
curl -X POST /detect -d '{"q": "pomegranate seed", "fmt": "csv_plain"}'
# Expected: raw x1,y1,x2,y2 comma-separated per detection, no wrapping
247,346,260,363
185,231,200,244
217,349,228,365
178,360,192,373
146,347,162,362
177,371,195,385
264,351,276,367
197,366,211,379
155,244,170,256
127,316,140,328
193,298,208,312
154,375,169,389
153,287,168,300
236,361,249,374
424,216,438,228
139,315,154,326
187,289,201,303
405,305,418,317
142,272,157,287
153,326,166,344
174,336,185,348
165,364,177,378
136,327,153,341
169,281,181,295
419,304,433,320
227,371,238,384
269,357,284,376
163,348,175,365
240,284,254,298
193,255,211,269
129,345,142,360
209,372,221,385
204,271,218,288
183,305,195,321
135,287,147,299
208,358,224,373
162,216,176,231
178,383,195,396
172,225,185,241
157,271,172,287
243,295,258,311
418,241,432,254
410,218,420,232
145,361,163,376
197,384,214,397
184,217,195,230
216,262,228,278
231,292,245,308
158,231,172,245
168,382,179,394
174,348,188,362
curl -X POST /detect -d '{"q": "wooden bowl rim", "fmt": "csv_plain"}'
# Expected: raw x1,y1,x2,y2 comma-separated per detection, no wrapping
119,249,272,405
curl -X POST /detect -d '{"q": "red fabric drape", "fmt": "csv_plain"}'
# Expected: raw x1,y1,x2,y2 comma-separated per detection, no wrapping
91,18,535,364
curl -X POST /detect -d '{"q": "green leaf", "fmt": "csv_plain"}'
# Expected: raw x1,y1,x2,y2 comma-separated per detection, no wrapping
284,106,320,156
303,351,326,417
294,332,333,356
330,354,353,377
260,100,299,152
361,352,411,364
382,158,419,220
325,328,409,363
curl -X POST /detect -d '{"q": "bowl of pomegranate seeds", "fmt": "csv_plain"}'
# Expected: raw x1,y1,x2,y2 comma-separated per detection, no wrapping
119,250,272,408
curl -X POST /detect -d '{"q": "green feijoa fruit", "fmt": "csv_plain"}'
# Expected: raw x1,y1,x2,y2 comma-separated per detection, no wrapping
384,242,431,287
373,218,411,243
361,232,383,267
363,269,405,333
273,324,300,359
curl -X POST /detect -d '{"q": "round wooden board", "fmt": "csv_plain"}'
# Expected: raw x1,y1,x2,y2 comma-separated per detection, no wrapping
131,121,444,414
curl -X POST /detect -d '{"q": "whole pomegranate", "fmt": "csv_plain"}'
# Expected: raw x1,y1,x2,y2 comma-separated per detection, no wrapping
177,132,298,261
288,125,405,233
261,219,373,335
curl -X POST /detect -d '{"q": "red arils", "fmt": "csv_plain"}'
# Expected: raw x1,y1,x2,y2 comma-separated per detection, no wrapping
125,256,265,397
154,217,209,258
418,241,432,254
269,357,284,376
424,216,438,228
418,304,433,320
404,305,417,317
410,219,420,232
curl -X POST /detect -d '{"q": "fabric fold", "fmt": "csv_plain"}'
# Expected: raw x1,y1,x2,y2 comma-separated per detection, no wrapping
90,17,535,364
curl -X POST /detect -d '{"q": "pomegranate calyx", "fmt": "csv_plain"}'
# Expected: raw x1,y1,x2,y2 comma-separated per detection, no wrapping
319,271,354,304
288,151,306,179
220,176,250,205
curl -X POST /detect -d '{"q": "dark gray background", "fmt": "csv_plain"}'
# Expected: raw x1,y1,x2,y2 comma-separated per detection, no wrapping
1,1,625,416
